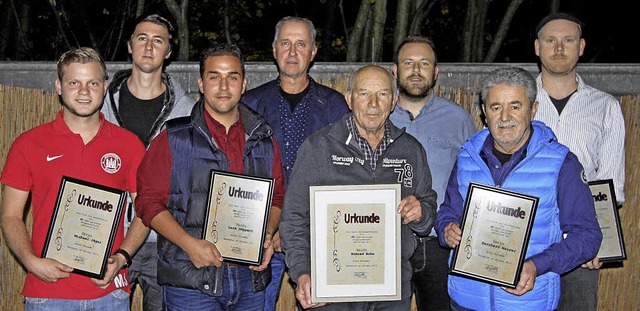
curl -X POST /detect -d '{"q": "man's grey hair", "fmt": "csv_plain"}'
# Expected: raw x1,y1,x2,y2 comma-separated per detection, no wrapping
273,16,317,46
347,64,398,101
481,67,537,107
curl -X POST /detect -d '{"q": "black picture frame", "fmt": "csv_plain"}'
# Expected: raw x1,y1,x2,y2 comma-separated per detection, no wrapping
589,179,627,262
450,183,538,288
42,176,126,279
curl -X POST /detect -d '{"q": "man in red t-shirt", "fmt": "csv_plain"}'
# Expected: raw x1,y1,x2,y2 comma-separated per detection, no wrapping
0,47,148,310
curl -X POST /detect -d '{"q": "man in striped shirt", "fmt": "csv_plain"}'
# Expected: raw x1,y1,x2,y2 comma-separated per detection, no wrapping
533,12,626,311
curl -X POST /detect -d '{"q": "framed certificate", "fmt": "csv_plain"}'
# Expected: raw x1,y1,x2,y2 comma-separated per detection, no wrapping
589,180,626,262
450,183,538,288
202,170,274,265
41,176,126,279
310,184,401,303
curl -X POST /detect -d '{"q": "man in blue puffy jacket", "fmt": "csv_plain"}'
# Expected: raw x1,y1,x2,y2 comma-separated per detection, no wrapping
435,66,602,311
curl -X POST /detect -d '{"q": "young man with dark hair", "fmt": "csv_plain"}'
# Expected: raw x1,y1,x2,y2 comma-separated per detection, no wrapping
135,43,285,310
100,14,196,310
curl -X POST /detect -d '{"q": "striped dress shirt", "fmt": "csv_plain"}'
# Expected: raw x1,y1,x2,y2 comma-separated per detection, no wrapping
535,73,626,203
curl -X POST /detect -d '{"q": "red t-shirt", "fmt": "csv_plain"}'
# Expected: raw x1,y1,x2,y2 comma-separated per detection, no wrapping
135,109,285,227
0,111,146,299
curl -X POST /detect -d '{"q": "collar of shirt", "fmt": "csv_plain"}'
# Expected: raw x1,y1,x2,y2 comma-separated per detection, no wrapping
203,108,246,173
396,91,435,120
479,126,533,186
346,115,391,170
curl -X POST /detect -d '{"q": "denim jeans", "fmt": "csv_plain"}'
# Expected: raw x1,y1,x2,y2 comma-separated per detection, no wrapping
25,289,129,311
163,266,264,311
263,252,286,311
129,242,162,311
410,236,451,311
557,267,599,311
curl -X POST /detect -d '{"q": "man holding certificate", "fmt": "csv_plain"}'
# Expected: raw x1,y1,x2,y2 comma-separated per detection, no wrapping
435,66,602,311
135,44,285,310
280,64,438,310
1,47,148,310
532,13,626,311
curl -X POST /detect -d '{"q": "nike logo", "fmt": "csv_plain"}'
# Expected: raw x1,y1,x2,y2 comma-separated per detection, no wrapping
46,155,64,162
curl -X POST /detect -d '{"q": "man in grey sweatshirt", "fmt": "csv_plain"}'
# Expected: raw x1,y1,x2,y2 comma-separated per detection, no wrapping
279,64,437,310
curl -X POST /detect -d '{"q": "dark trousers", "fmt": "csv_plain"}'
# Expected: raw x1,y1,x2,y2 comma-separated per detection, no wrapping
129,242,162,311
312,297,412,311
410,237,451,311
557,267,599,311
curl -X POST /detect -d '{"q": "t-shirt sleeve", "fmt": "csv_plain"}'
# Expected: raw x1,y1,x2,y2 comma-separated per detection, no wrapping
0,135,32,191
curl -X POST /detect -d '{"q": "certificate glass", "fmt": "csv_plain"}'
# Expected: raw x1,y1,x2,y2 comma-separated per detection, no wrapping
589,180,626,261
450,183,538,288
203,170,274,265
310,184,401,303
41,176,126,279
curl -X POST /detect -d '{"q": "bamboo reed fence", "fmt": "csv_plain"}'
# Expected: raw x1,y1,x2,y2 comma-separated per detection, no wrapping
0,84,638,310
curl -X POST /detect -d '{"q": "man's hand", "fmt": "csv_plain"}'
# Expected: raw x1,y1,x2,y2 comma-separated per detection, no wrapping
397,195,422,224
503,260,537,296
443,222,462,248
184,238,223,268
28,257,73,283
581,257,603,270
92,254,126,288
250,233,274,271
272,231,282,252
296,274,327,309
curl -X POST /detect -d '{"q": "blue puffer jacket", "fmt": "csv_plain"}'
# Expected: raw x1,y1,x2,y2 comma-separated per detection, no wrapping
156,99,274,296
451,121,567,310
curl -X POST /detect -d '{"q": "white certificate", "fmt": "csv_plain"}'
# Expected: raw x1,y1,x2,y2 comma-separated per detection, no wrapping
310,184,401,303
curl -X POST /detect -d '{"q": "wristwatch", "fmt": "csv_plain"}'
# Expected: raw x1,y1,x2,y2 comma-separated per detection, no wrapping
115,249,132,268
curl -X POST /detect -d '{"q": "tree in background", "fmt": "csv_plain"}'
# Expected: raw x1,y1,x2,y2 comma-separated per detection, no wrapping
163,0,189,60
0,0,635,63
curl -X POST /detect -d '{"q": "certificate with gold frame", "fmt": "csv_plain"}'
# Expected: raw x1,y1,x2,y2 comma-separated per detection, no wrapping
42,176,126,279
203,170,274,266
450,183,538,288
589,180,626,262
310,184,401,303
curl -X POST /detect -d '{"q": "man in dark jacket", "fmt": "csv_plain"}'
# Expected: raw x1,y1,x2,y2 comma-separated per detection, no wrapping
241,16,349,311
280,64,437,310
135,44,285,310
100,14,196,311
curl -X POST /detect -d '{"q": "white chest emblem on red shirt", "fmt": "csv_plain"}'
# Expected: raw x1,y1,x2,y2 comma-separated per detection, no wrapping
101,153,122,174
46,154,64,162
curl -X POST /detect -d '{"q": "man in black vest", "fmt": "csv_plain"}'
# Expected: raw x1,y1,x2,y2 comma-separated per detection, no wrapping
135,44,285,310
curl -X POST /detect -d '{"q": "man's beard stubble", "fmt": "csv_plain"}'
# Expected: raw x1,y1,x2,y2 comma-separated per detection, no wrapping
398,75,435,101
